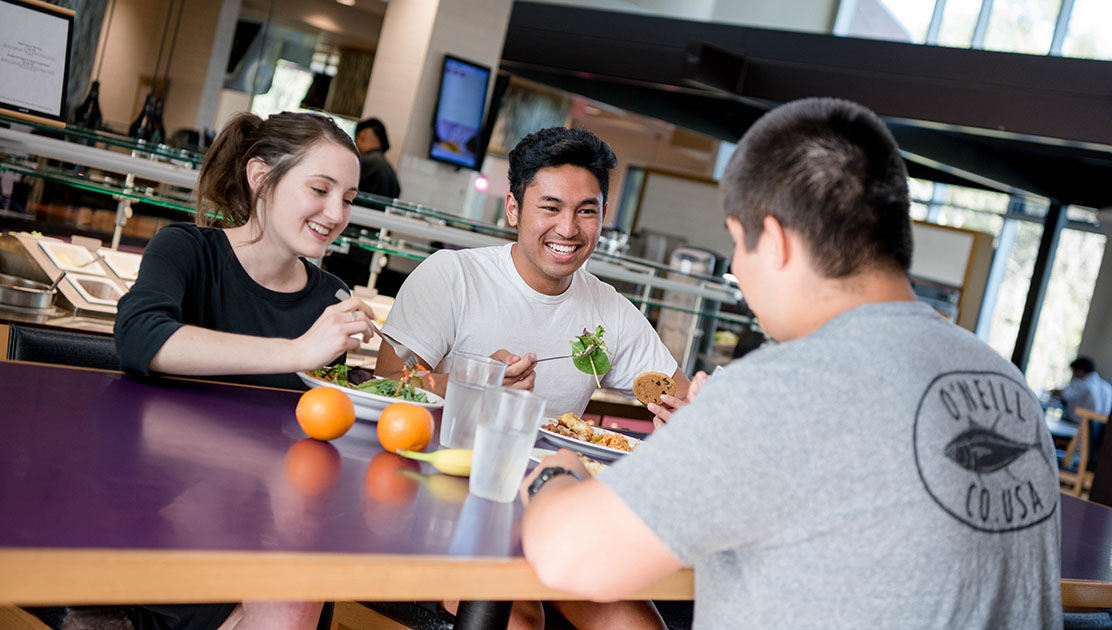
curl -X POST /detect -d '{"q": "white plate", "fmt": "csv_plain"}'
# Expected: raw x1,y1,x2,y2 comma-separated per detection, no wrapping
39,240,106,276
538,422,640,461
529,447,557,463
296,371,443,421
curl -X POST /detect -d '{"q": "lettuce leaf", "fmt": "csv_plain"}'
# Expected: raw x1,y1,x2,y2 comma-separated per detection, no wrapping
571,326,610,386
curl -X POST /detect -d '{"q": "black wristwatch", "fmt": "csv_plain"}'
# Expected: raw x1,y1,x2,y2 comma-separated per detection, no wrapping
527,466,583,497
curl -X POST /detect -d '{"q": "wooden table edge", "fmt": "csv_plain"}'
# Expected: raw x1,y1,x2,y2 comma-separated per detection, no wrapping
1062,578,1112,609
0,548,694,604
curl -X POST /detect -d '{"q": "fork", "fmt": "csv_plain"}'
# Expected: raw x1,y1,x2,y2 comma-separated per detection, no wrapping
532,344,597,364
334,289,420,371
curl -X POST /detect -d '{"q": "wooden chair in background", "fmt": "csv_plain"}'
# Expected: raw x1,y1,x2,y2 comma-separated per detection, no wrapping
1060,407,1109,498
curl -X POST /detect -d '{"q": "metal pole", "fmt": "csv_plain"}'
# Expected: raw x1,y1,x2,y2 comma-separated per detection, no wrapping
1011,200,1067,371
1049,0,1076,56
925,0,947,45
638,269,655,316
971,0,994,49
110,173,135,250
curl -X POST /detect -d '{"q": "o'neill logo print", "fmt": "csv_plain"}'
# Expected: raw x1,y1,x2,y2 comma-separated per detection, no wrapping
914,371,1059,533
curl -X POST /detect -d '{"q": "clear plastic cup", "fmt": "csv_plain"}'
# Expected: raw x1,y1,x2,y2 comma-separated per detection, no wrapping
469,386,548,503
440,352,507,448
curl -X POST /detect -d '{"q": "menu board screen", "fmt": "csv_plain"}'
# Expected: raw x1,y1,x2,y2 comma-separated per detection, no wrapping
429,55,491,170
0,0,73,124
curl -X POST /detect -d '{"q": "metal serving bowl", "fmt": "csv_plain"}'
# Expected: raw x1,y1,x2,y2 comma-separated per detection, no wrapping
0,272,56,309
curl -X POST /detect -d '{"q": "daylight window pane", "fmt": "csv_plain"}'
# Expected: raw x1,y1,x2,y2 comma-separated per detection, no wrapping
1024,228,1107,392
983,0,1062,54
937,0,983,47
986,220,1043,360
1061,0,1112,60
841,0,936,43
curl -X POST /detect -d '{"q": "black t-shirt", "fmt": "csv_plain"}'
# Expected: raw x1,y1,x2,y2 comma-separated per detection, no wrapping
358,149,401,198
114,223,348,390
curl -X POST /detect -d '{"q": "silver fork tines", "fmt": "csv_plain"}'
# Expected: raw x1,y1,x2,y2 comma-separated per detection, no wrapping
532,344,597,364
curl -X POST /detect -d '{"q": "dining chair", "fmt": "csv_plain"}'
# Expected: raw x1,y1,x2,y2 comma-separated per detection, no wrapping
4,324,120,371
1059,407,1109,498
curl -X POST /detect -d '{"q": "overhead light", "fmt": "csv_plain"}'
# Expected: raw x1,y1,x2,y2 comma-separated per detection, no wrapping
474,174,489,193
336,0,355,5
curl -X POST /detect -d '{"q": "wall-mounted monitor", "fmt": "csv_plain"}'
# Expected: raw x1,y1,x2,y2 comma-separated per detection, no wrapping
0,0,74,128
428,54,491,170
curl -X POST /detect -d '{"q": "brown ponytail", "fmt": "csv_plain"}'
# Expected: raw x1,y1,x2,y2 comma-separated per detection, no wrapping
196,111,359,228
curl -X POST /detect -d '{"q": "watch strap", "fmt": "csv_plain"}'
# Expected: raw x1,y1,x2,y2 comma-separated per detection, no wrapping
528,466,583,497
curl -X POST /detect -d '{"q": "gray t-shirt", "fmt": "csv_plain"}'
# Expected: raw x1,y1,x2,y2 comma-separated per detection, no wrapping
602,301,1062,629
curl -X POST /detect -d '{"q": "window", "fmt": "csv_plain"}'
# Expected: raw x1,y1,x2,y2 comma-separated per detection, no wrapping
1061,0,1112,60
984,219,1042,358
936,0,983,47
1025,223,1106,392
835,0,934,42
982,0,1062,54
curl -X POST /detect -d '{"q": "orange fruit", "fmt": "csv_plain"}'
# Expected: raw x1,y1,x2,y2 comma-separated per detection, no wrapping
284,439,342,496
296,387,355,441
376,402,434,454
364,452,420,506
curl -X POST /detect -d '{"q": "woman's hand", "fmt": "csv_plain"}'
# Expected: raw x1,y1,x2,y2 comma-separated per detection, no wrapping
293,296,377,370
647,370,710,428
490,349,537,391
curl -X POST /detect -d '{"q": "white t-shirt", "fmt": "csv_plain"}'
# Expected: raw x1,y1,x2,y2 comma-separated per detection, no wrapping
1061,371,1112,421
381,244,678,416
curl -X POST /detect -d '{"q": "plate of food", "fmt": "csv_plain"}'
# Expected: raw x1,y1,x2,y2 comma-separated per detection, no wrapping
298,365,443,421
538,412,640,461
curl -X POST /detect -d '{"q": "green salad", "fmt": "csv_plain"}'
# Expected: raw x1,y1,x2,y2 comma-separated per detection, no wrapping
309,365,430,403
571,325,611,387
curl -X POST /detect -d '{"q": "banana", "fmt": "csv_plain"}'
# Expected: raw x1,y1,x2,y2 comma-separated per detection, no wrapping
396,448,473,477
399,469,470,504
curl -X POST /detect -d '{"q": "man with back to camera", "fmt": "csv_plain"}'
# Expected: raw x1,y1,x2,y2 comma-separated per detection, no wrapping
518,98,1062,629
375,126,688,629
354,118,401,198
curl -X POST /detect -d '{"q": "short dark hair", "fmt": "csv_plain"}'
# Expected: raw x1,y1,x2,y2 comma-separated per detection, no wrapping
198,111,358,228
356,118,389,152
720,97,913,277
1071,357,1096,374
507,127,617,205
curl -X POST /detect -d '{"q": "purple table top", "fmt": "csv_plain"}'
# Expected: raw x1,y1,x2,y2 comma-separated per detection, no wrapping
1061,494,1112,583
0,362,522,559
4,362,1111,601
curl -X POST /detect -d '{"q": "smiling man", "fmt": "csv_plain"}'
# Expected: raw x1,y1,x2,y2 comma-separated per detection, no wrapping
378,127,687,417
519,99,1062,630
377,126,687,629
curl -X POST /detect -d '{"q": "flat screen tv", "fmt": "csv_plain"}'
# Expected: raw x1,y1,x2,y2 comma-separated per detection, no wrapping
0,0,74,128
428,54,491,170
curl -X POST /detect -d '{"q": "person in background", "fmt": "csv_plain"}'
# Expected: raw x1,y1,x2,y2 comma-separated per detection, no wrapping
1052,356,1112,421
354,117,401,198
519,98,1062,629
114,111,376,630
1052,356,1112,469
377,126,687,629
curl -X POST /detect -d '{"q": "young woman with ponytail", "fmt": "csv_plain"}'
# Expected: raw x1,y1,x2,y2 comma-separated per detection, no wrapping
115,111,376,390
112,113,375,629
